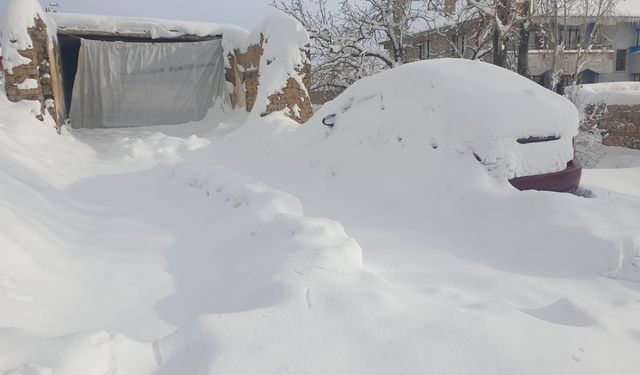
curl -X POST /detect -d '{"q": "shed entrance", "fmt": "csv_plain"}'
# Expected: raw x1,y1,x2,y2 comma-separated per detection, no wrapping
58,34,224,128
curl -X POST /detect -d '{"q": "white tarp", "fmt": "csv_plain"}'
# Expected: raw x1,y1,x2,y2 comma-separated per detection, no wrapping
70,38,224,128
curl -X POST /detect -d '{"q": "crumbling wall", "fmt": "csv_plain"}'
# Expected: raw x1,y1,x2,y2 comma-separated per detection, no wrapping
224,14,313,124
1,1,65,130
264,57,312,122
599,105,640,149
229,40,263,112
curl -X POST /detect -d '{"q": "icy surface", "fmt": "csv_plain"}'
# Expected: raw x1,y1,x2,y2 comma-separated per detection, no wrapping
1,60,640,374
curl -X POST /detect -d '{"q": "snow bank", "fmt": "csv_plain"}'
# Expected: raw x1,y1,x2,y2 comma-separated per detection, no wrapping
568,82,640,108
0,0,52,72
311,59,578,179
1,55,640,374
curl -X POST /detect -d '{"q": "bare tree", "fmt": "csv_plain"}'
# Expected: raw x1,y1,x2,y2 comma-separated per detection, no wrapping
41,1,60,13
430,4,495,61
532,0,619,91
570,0,619,85
467,0,532,68
272,0,439,92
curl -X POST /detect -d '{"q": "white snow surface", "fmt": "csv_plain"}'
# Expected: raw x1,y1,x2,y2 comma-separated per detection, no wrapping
49,12,243,40
568,82,640,107
314,59,578,178
14,78,38,90
1,61,640,374
48,12,250,63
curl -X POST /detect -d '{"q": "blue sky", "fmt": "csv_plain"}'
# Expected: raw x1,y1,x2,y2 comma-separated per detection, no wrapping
1,0,278,29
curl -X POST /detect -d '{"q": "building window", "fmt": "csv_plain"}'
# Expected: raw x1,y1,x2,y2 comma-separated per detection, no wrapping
634,74,640,82
559,27,580,49
449,34,464,56
533,31,546,49
636,29,640,46
419,40,430,60
616,49,626,71
569,28,580,48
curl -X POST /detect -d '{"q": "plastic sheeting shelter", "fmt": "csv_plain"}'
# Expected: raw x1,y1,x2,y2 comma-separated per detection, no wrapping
69,38,225,128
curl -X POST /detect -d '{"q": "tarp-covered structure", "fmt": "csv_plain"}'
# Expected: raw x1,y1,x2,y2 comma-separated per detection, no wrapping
0,1,314,130
70,39,225,128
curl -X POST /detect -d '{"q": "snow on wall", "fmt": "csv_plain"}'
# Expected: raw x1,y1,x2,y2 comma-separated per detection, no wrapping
0,0,53,73
244,13,311,121
568,82,640,108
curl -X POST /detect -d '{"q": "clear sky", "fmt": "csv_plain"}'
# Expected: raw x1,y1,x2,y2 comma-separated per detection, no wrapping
0,0,278,30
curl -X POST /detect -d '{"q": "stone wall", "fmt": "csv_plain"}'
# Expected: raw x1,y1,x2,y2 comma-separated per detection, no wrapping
225,35,313,124
3,16,64,129
264,49,312,123
600,104,640,149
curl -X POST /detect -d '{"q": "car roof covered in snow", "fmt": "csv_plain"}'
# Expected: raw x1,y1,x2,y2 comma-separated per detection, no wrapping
49,12,245,39
310,59,578,179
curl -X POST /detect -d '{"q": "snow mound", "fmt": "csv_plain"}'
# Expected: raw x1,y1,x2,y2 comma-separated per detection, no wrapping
2,61,640,374
311,59,578,179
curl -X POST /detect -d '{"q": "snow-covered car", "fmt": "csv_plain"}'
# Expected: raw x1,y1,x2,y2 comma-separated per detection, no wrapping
315,59,582,192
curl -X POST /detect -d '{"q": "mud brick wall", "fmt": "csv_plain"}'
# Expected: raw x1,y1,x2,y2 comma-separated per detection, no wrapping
225,35,312,124
264,57,312,123
600,104,640,149
236,42,263,112
3,16,63,129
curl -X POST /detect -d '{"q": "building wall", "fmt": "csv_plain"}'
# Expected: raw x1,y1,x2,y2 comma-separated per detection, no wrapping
407,16,640,86
409,18,489,62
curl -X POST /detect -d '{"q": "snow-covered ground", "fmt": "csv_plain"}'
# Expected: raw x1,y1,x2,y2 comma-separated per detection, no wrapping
1,79,640,374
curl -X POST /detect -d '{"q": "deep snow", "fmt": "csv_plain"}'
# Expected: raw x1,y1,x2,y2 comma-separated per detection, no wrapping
1,68,640,374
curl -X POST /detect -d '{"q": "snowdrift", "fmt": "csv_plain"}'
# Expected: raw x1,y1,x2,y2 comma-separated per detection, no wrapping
1,59,640,375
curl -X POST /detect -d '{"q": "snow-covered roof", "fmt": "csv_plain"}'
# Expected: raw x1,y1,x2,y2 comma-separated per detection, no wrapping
49,12,242,39
569,82,640,108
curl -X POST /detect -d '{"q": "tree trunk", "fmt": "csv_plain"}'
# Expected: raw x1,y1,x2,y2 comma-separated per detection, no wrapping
516,1,531,76
492,0,509,68
492,28,507,67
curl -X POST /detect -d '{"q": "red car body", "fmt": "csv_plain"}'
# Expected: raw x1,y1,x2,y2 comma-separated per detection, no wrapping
509,159,582,193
